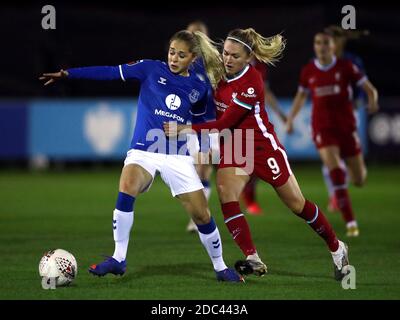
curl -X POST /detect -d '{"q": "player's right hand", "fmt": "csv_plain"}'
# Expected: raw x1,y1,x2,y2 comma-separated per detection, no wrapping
39,69,69,86
163,122,192,137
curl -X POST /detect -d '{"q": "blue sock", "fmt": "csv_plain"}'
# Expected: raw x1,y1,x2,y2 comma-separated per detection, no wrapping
196,217,227,271
197,217,216,234
113,192,135,262
116,192,135,212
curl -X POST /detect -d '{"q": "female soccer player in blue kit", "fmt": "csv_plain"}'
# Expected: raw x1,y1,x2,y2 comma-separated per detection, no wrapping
39,30,243,282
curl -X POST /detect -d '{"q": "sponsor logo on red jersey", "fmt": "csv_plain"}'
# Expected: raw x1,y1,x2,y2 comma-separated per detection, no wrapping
241,87,257,98
314,84,341,97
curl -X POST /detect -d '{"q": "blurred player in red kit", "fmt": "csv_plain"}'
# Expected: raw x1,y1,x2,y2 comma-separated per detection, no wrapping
321,25,370,214
165,28,351,281
286,31,379,237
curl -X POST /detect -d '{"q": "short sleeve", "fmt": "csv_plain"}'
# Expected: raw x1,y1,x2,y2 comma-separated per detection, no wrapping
298,66,309,93
119,59,156,82
232,84,262,110
345,60,367,87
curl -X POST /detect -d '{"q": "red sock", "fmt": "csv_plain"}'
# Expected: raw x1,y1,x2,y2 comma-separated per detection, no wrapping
242,176,257,206
330,168,355,223
221,201,257,256
298,199,339,252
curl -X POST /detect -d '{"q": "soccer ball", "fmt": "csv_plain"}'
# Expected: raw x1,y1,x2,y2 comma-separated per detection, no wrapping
39,249,78,287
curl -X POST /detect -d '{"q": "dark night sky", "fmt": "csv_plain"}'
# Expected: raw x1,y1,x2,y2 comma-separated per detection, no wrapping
1,1,399,98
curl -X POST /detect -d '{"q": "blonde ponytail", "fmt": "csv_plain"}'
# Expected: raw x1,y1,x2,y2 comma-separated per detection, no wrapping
193,31,225,89
228,28,286,66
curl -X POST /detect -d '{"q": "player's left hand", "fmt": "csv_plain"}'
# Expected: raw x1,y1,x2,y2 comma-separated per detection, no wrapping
163,122,192,137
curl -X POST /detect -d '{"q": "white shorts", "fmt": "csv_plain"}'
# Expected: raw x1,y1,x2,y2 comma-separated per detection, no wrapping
124,149,204,197
187,132,220,165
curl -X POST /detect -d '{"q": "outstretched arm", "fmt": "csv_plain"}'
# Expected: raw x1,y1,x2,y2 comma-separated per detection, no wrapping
39,66,123,85
192,104,248,132
360,79,379,114
265,84,287,123
286,90,308,134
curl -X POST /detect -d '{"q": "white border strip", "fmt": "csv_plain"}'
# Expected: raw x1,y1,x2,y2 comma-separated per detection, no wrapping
119,65,126,82
277,147,293,176
307,205,319,224
224,213,244,224
233,97,253,110
227,65,250,83
254,103,278,150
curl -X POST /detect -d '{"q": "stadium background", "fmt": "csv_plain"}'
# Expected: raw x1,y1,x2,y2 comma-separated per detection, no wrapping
0,1,399,301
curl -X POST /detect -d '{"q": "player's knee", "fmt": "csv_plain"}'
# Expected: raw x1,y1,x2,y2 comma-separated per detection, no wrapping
192,208,211,225
193,215,210,225
180,196,210,224
119,179,140,196
216,183,232,203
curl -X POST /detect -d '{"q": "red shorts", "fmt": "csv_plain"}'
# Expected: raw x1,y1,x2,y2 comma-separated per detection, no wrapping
218,142,292,188
312,129,362,158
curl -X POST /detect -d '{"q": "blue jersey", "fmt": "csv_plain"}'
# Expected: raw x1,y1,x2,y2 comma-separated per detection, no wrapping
189,58,217,153
68,59,208,155
189,58,216,122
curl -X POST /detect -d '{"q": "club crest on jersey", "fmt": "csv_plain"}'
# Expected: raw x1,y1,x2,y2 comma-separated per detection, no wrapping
165,94,181,110
189,89,200,104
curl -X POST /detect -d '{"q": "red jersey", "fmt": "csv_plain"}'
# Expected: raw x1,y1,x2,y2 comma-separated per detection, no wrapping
192,64,283,158
299,57,367,132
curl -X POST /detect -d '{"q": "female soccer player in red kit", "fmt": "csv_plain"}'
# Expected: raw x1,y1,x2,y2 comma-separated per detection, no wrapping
165,28,350,281
286,31,379,237
242,58,287,215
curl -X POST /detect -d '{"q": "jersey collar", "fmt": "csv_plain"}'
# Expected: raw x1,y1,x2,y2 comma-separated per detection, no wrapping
227,64,250,83
314,55,337,71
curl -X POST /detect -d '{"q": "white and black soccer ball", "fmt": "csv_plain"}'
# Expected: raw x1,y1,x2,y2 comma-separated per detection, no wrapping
39,249,78,287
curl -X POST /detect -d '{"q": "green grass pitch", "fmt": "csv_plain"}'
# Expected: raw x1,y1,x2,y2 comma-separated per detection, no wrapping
0,164,399,300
